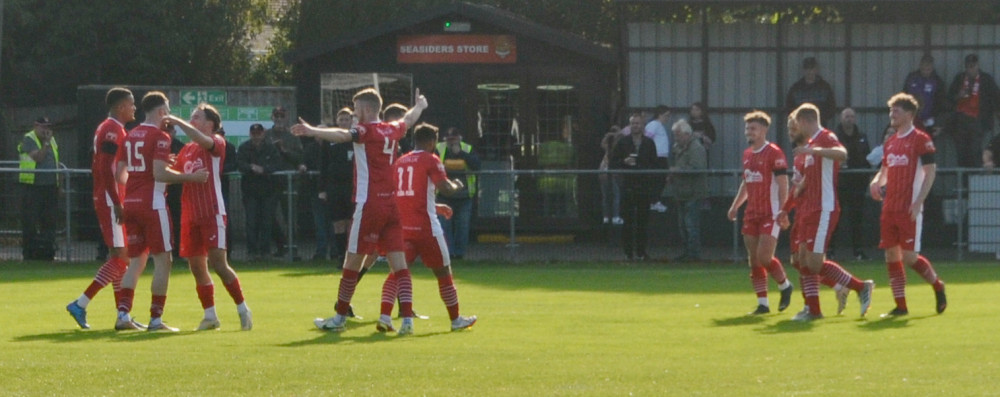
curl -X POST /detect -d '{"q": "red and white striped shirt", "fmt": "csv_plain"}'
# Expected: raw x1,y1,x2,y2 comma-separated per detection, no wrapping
798,128,842,214
92,117,127,207
881,127,935,213
395,150,448,236
172,134,227,221
353,120,407,204
119,124,171,210
742,142,787,219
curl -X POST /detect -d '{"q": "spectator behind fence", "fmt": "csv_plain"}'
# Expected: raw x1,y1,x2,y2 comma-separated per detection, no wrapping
670,119,708,262
985,133,1000,170
832,108,872,261
611,113,657,261
436,127,480,260
237,123,282,261
266,106,303,257
18,117,59,261
867,124,895,168
688,101,717,150
318,108,356,262
947,54,1000,168
600,126,622,225
645,106,671,213
903,53,948,133
786,57,837,124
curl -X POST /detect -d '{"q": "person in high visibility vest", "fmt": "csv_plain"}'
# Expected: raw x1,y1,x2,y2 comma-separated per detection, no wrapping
17,117,60,261
435,127,480,259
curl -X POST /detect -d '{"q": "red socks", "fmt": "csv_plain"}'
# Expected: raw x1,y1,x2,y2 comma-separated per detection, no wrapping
887,261,907,310
912,255,944,291
150,295,167,319
438,274,460,321
223,278,245,305
335,269,360,315
766,257,788,285
117,287,135,313
751,265,768,298
395,269,414,318
820,260,864,291
196,284,215,309
380,272,399,317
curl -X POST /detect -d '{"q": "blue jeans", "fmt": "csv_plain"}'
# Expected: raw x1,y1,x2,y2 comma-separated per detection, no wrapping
599,173,620,219
439,197,473,257
678,198,702,258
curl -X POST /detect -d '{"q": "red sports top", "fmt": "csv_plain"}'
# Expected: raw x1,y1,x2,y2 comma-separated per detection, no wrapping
172,134,227,221
798,128,842,214
119,123,171,210
394,150,448,235
881,127,936,213
353,120,407,203
742,142,787,219
92,117,127,207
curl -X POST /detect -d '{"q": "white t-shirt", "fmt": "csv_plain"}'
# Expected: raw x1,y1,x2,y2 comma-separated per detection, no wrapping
645,120,670,158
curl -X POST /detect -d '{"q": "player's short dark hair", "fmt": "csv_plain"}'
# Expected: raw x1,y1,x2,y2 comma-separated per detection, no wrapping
383,103,408,121
353,88,383,113
140,91,168,114
105,87,133,109
198,103,222,132
887,92,920,114
792,103,820,123
743,110,771,127
337,107,353,117
413,123,439,145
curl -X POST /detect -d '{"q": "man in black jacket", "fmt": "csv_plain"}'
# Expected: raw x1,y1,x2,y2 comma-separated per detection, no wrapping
237,123,282,260
947,53,1000,168
833,108,872,260
611,113,659,261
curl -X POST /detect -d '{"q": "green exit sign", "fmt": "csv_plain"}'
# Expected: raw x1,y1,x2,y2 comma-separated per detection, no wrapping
179,90,227,105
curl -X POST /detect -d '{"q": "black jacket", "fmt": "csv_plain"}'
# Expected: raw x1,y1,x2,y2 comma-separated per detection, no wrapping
610,134,658,195
237,139,282,193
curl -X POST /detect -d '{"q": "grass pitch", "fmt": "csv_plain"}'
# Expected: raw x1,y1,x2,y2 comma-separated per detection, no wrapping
1,259,998,395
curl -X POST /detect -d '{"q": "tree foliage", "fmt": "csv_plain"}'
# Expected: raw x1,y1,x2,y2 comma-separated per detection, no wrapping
1,0,269,106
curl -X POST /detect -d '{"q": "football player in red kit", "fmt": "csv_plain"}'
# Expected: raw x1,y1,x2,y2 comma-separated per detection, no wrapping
166,104,253,330
869,93,947,317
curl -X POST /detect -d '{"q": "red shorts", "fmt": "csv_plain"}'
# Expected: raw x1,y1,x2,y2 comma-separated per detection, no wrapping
742,216,780,238
180,215,227,258
404,229,450,269
124,207,172,257
879,211,921,251
94,202,126,248
793,210,839,254
348,200,403,255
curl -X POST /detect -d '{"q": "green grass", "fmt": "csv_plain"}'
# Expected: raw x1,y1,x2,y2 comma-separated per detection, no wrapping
1,259,998,396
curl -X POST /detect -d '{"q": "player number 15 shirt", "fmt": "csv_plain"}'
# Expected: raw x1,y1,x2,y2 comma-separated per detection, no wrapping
119,123,171,210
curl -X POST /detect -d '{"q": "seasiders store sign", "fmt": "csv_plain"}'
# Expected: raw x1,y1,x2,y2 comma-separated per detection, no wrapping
397,35,516,64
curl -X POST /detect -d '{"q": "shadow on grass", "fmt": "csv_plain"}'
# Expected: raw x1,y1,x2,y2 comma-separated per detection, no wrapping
712,315,767,327
13,328,191,343
857,314,925,331
279,320,452,347
755,319,817,334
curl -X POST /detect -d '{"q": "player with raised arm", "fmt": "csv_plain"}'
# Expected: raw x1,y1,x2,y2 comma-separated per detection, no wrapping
292,88,428,335
114,91,208,332
727,111,793,315
375,123,477,332
785,104,873,321
869,93,946,317
66,87,136,329
166,104,253,330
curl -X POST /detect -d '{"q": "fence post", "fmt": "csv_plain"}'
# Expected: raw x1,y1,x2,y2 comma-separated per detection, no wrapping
286,172,295,262
508,168,518,263
956,168,965,262
64,169,73,261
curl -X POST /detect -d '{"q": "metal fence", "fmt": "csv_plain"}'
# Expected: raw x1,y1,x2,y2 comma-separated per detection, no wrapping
2,166,998,263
